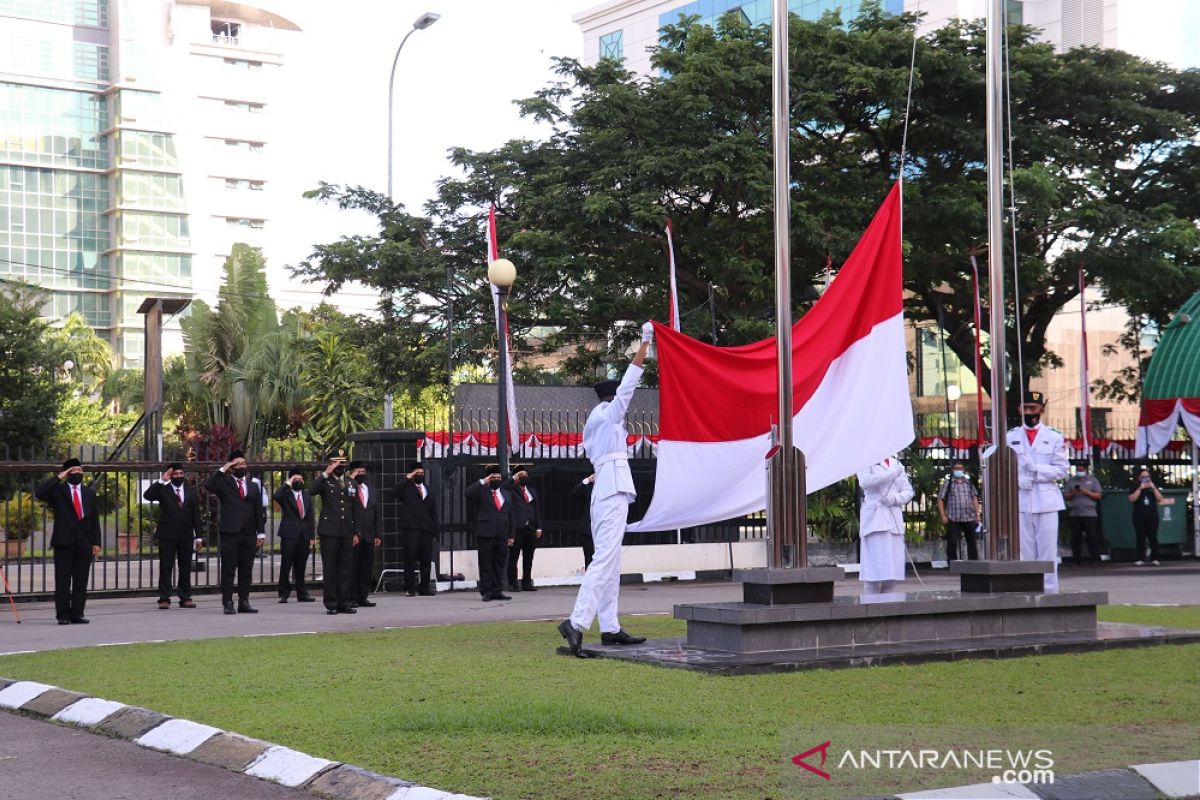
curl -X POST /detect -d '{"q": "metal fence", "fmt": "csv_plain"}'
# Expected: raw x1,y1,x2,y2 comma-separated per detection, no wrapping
1,411,1194,598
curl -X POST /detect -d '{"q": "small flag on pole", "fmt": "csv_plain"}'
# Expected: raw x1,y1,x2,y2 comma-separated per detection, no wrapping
487,204,519,454
665,220,681,332
1079,263,1091,458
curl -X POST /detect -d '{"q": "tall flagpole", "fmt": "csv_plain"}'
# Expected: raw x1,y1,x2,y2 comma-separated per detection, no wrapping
767,0,805,568
983,0,1020,559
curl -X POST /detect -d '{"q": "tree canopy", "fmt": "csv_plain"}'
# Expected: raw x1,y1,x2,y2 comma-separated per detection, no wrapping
295,7,1200,418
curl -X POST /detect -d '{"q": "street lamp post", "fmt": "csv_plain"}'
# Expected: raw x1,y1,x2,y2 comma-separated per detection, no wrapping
383,10,440,428
488,258,516,476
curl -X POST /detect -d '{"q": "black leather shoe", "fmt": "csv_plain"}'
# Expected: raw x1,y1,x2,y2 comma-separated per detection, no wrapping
405,591,417,597
521,580,537,592
557,619,591,658
601,629,646,645
57,619,69,625
481,595,493,602
69,617,89,624
510,583,522,592
223,602,236,615
278,597,288,604
338,605,357,614
417,589,436,597
326,608,338,615
357,600,376,608
297,594,316,603
492,593,512,601
237,602,258,614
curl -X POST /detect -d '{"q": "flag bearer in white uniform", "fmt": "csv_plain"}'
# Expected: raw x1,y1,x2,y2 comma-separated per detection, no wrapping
856,456,914,596
1006,390,1069,592
558,322,653,657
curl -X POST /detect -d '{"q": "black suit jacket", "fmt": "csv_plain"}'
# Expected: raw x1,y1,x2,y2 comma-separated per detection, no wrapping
273,485,315,540
396,477,438,534
501,478,541,533
142,481,202,541
571,478,593,536
35,477,102,548
203,471,265,535
465,481,515,539
309,472,354,538
349,480,382,541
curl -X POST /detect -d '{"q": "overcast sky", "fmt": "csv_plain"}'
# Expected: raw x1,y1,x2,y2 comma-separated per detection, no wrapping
258,0,592,315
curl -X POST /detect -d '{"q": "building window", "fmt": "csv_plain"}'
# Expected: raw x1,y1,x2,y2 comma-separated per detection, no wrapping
224,100,265,113
225,217,265,229
599,30,624,61
212,20,241,44
222,57,263,70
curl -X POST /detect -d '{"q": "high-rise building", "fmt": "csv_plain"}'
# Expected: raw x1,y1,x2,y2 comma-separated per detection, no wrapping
0,0,301,368
574,0,1197,75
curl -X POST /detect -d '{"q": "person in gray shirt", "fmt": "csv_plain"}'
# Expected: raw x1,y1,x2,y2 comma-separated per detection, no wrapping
1064,463,1103,566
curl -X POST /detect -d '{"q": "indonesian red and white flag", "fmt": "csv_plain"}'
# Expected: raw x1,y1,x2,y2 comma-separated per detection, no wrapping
629,184,912,532
487,204,519,453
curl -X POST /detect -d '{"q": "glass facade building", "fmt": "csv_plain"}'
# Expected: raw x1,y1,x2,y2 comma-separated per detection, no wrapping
659,0,907,30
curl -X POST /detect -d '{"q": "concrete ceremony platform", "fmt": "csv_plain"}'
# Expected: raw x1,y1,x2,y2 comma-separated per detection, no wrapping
561,590,1200,674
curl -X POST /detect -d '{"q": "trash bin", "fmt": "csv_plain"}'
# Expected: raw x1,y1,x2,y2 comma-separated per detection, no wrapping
1101,488,1189,556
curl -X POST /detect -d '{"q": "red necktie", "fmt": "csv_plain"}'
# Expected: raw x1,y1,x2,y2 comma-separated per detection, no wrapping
237,479,246,499
296,493,304,518
72,486,84,520
523,487,532,503
358,485,367,508
492,490,502,511
176,487,184,506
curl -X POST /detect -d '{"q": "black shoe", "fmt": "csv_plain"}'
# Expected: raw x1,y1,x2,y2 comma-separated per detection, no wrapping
481,595,493,602
57,619,69,625
278,597,288,604
326,608,338,615
297,594,316,603
338,605,357,614
557,619,590,658
237,602,258,614
69,617,89,624
492,593,512,601
224,602,236,615
405,591,417,597
417,588,436,597
357,600,376,608
601,629,646,646
521,580,537,592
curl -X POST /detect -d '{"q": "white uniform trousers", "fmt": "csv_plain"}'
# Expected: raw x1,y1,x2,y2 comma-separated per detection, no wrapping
569,491,630,634
1019,511,1060,593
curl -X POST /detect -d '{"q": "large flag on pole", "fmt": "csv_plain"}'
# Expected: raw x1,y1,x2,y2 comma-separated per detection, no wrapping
665,220,681,331
487,204,519,453
629,184,911,533
1079,264,1091,457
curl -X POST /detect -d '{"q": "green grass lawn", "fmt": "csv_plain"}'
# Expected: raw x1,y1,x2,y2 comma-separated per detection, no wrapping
0,607,1197,800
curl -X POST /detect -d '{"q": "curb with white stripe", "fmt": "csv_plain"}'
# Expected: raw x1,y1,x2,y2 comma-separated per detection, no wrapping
0,677,486,800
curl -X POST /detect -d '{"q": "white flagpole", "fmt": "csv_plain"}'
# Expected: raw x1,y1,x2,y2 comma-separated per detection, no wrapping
666,220,681,332
487,205,519,457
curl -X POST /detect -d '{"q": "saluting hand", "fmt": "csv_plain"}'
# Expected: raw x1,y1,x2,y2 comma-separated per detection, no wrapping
161,469,173,482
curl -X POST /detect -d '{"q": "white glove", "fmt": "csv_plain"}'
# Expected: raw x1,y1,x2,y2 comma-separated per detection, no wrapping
1018,478,1033,491
641,321,654,343
885,492,902,507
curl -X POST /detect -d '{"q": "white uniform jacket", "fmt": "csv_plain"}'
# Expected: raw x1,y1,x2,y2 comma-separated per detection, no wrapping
856,458,914,536
1006,424,1069,514
584,363,642,502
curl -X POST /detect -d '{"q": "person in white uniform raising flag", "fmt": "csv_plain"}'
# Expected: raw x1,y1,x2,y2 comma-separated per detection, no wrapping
856,456,913,596
558,321,653,658
1006,390,1070,592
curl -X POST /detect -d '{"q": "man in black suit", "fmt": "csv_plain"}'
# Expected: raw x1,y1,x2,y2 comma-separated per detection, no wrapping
204,449,266,615
273,467,315,603
572,473,596,571
396,462,438,597
143,462,203,609
35,458,102,624
503,464,542,592
464,465,514,601
347,460,382,607
310,453,358,615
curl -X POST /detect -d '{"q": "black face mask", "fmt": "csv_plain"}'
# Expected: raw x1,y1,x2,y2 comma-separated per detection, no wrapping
232,468,247,478
411,474,425,485
291,480,304,491
332,467,344,477
67,473,84,485
354,474,367,485
170,476,185,487
1023,414,1040,428
488,478,501,489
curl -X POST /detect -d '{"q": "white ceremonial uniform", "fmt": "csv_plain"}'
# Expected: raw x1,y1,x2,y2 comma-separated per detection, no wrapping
1006,423,1069,592
569,362,643,634
856,458,914,592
